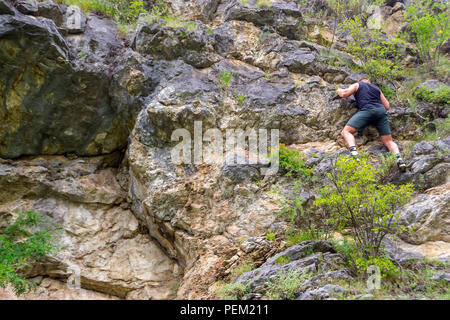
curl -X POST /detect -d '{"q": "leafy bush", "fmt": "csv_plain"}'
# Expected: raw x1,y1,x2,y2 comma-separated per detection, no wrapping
286,228,322,246
314,156,414,259
217,283,250,300
57,0,148,26
274,256,291,264
0,211,60,295
404,0,450,71
421,117,450,142
377,152,398,181
278,195,334,240
353,255,399,278
414,85,450,104
265,270,309,300
277,144,312,179
219,71,232,89
236,94,246,106
256,0,271,8
340,16,405,85
265,232,276,241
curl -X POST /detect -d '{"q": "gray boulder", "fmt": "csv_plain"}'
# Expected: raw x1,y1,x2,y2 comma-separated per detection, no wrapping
399,189,450,244
0,10,130,158
224,0,303,40
15,0,38,15
64,5,86,33
416,79,447,93
296,284,346,300
235,241,337,293
0,0,15,15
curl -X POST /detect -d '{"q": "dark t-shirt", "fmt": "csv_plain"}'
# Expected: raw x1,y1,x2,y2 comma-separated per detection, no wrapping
354,81,384,110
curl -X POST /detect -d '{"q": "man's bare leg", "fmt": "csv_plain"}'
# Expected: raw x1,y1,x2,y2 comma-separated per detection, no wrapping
380,134,406,171
341,125,359,157
380,134,400,153
341,125,358,148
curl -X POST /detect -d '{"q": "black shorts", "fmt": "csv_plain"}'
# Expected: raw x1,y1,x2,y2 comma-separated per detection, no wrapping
346,107,391,136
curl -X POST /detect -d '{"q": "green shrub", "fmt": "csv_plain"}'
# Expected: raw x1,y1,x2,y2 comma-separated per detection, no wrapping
352,255,399,278
314,155,414,259
404,0,450,71
265,270,310,300
57,0,148,26
0,211,60,295
217,283,251,300
236,94,246,106
265,232,276,241
274,256,291,264
340,16,404,85
380,85,396,100
256,0,271,8
414,85,450,104
277,144,312,178
286,229,320,246
421,117,450,142
219,71,232,89
377,152,397,180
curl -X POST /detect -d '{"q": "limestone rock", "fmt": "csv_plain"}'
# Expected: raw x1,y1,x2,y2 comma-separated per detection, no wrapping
399,184,450,244
0,0,15,15
0,154,182,299
0,9,131,158
223,0,304,40
15,0,38,15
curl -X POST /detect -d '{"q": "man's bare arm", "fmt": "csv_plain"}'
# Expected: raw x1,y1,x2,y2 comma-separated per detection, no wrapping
380,91,390,111
337,83,359,98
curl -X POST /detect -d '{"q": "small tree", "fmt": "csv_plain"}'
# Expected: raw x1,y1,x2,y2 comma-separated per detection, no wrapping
340,15,405,86
0,211,60,295
404,0,450,72
314,156,414,260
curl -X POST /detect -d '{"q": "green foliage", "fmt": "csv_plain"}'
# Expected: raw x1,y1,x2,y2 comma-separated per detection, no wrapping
340,16,405,85
377,152,397,181
256,0,271,8
274,256,291,265
332,238,354,259
286,229,321,246
277,144,312,179
421,117,450,142
277,196,304,223
265,232,276,241
414,85,450,104
219,71,232,89
265,270,309,300
140,2,197,31
404,0,450,71
352,255,399,278
314,155,414,259
380,85,396,100
217,283,251,300
236,94,246,106
0,211,60,295
57,0,148,26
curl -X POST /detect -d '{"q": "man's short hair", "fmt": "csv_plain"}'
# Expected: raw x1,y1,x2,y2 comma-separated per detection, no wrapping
359,77,370,82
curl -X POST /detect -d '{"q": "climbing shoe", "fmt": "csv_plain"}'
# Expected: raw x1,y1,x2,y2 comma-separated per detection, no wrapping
397,158,407,172
349,146,359,161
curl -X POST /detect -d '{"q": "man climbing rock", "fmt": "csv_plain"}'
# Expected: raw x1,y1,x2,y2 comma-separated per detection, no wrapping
336,77,407,171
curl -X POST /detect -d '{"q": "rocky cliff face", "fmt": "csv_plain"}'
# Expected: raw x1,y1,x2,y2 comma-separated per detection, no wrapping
0,0,448,300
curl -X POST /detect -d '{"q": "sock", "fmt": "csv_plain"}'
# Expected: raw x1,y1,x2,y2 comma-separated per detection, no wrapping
349,146,358,156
